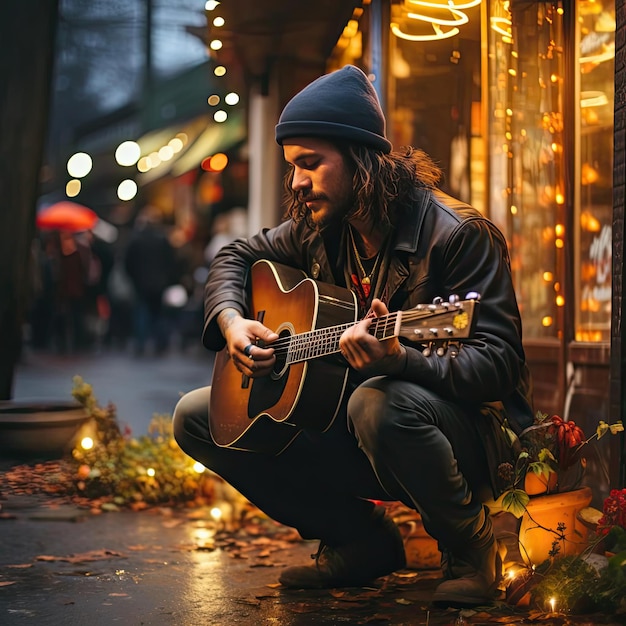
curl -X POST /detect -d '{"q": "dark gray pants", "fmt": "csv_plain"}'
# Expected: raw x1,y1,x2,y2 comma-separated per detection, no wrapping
173,377,492,549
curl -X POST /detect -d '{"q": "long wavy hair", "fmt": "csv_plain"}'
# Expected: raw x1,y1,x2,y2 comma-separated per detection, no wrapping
282,144,442,227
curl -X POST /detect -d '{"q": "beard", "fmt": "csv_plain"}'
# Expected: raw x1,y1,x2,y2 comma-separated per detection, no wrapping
300,191,355,230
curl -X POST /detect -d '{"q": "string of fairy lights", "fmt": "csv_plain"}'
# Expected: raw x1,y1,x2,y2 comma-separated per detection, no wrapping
63,0,239,204
489,1,567,336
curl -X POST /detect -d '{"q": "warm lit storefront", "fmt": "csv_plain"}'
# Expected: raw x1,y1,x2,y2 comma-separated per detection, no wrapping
210,0,620,503
486,1,617,503
325,0,618,505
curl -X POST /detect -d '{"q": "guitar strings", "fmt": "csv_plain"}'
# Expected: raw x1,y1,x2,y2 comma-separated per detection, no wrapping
266,311,401,355
259,306,466,357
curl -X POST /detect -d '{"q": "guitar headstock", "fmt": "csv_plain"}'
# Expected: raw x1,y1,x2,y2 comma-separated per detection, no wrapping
397,295,479,344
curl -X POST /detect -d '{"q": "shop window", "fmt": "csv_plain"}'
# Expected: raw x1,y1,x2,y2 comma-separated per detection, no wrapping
386,1,483,204
576,1,614,342
487,1,567,340
487,0,614,342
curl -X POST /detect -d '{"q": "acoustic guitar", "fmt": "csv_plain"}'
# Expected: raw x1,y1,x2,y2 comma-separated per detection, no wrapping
209,259,479,454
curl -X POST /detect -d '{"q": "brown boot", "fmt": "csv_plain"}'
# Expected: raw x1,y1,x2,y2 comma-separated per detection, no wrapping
432,518,502,607
279,506,406,589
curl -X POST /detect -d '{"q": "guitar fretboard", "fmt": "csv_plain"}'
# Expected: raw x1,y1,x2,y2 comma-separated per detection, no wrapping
268,303,469,366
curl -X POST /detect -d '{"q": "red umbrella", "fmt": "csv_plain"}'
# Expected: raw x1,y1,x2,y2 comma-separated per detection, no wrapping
36,201,98,232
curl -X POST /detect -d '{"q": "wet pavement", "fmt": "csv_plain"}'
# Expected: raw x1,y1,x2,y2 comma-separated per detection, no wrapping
1,348,622,625
0,493,451,626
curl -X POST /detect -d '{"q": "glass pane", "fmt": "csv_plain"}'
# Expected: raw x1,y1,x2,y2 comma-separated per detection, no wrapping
487,1,565,339
575,1,614,342
386,3,482,205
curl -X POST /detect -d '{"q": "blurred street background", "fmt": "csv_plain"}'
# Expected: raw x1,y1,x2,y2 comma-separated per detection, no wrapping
13,345,214,437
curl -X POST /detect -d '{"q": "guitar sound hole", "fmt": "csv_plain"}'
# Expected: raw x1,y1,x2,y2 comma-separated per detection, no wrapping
249,329,292,418
271,328,291,379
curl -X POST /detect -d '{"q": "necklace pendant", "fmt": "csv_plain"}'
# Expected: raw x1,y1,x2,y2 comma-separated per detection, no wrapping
362,276,370,285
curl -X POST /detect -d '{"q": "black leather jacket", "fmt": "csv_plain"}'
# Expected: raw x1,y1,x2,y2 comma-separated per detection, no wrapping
203,188,534,438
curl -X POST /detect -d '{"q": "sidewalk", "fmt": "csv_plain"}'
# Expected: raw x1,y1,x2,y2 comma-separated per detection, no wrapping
1,348,621,625
12,347,214,437
4,347,448,625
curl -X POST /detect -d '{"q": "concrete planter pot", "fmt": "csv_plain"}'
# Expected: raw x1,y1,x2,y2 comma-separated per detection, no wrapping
0,399,91,459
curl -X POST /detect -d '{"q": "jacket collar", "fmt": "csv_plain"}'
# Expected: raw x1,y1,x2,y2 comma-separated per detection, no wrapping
392,187,430,254
314,187,432,289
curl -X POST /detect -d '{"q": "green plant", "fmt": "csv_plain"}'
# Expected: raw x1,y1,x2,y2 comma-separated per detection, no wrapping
506,486,626,616
529,554,599,614
495,412,623,518
70,376,207,507
526,526,626,616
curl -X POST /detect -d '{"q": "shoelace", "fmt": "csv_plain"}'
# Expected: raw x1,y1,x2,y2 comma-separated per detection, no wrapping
310,541,326,563
311,541,337,572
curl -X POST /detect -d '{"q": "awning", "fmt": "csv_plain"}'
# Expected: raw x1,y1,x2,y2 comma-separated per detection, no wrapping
171,111,246,176
136,110,245,185
214,0,362,79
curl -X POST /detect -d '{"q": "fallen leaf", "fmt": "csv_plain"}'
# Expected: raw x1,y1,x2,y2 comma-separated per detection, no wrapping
287,603,319,614
36,549,126,563
0,581,17,586
161,519,182,528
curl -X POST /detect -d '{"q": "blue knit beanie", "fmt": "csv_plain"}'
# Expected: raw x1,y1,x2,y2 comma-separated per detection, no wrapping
275,65,392,153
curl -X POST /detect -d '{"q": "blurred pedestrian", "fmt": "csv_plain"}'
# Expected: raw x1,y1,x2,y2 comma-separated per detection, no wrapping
60,230,112,351
124,205,177,356
52,230,91,353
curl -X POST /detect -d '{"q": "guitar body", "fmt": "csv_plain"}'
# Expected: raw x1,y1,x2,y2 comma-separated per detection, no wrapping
209,260,358,454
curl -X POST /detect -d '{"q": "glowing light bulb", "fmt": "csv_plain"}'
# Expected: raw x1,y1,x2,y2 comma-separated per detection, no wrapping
67,152,93,178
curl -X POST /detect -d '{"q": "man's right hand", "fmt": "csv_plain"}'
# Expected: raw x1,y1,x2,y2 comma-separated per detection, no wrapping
217,308,278,377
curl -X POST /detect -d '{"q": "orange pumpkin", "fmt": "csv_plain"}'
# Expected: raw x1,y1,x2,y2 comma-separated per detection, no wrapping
524,469,558,495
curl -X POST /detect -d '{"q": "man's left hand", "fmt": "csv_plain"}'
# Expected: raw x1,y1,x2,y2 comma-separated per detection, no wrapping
339,299,407,376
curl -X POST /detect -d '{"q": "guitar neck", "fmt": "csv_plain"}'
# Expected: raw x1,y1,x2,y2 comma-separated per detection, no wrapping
268,302,473,365
268,313,399,365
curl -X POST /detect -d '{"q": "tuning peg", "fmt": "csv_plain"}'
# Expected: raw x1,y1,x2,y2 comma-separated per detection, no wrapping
465,291,481,301
448,294,460,304
423,343,433,357
436,344,447,357
432,296,443,306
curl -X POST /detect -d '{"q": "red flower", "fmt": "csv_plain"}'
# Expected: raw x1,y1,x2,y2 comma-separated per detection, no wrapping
598,488,626,534
547,415,585,468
